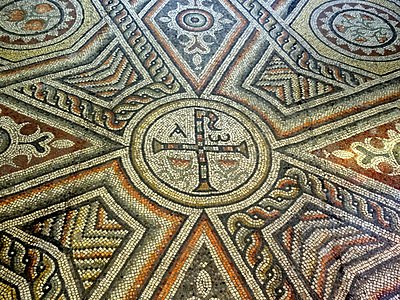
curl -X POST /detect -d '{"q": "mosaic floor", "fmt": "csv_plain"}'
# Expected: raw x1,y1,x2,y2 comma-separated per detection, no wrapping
0,0,399,299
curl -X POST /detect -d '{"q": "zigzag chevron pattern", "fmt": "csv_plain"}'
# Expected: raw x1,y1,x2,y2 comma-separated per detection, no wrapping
60,46,143,101
237,0,373,87
255,54,337,105
349,256,400,299
0,232,68,299
22,201,130,291
280,208,388,299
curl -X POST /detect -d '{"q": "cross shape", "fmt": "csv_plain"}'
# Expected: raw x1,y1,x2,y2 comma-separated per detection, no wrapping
152,109,249,192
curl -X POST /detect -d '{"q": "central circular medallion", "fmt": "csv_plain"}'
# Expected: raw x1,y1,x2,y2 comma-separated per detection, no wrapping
0,0,82,49
331,10,395,48
176,9,214,32
130,99,271,207
311,0,400,60
0,0,62,35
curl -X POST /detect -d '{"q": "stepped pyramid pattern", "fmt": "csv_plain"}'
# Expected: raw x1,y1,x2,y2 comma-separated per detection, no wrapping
253,53,339,106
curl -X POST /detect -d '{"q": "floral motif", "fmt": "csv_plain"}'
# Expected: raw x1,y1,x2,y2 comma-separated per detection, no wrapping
1,1,61,34
157,0,235,71
0,109,75,169
312,1,400,60
330,123,400,176
333,11,394,47
8,9,25,22
35,3,54,14
0,0,82,49
188,267,219,300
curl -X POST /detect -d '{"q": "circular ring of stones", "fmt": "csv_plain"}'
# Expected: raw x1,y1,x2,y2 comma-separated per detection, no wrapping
130,99,272,208
176,9,214,32
331,10,396,48
0,0,83,49
310,0,400,61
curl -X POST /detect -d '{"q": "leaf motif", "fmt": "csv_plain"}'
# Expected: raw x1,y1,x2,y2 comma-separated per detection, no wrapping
193,54,202,66
159,17,171,22
220,18,233,24
196,269,212,298
50,139,75,149
331,150,355,159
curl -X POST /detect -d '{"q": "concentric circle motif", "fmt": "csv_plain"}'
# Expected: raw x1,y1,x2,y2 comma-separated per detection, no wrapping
130,99,271,207
0,0,83,49
311,1,400,60
176,9,214,32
